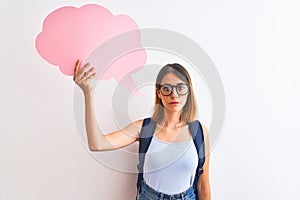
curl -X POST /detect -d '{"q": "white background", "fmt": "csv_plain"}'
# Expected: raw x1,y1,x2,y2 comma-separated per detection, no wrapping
1,0,300,199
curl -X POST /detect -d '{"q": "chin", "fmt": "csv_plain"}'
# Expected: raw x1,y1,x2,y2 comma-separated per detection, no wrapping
166,107,183,112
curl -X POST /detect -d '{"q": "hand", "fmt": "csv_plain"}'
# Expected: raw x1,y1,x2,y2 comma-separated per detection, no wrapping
73,59,96,94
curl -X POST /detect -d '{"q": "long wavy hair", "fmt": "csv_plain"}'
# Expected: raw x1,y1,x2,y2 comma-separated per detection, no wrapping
151,63,197,124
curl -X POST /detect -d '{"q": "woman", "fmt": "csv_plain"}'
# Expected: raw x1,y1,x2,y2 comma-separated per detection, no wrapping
73,60,211,200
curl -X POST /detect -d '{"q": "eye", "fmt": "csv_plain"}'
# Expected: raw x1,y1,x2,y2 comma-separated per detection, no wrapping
178,84,187,89
162,86,171,91
178,85,185,91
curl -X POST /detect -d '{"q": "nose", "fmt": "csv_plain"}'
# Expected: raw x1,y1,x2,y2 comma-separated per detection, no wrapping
170,87,179,97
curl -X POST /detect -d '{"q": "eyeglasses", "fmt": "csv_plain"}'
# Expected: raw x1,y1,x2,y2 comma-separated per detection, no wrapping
157,83,189,96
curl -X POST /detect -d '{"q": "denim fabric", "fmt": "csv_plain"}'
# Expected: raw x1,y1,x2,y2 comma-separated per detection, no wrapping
137,180,196,200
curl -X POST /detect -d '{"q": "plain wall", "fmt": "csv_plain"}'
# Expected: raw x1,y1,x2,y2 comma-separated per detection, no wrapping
1,0,299,199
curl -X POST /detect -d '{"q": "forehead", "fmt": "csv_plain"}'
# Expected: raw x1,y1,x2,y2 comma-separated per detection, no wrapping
160,72,187,84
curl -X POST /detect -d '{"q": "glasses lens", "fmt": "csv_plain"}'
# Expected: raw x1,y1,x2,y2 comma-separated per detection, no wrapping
161,85,172,95
177,84,188,95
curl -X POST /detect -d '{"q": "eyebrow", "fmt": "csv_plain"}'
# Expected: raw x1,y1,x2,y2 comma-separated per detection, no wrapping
160,82,186,85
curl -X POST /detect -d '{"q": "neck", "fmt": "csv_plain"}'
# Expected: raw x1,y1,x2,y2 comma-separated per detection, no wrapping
160,110,185,128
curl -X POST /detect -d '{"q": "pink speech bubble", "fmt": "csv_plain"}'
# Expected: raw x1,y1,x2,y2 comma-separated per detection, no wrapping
35,4,147,93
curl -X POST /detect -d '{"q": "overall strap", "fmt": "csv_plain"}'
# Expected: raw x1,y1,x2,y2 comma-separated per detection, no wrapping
136,117,156,191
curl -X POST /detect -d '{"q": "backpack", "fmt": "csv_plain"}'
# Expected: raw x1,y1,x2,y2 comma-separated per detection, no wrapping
136,117,205,200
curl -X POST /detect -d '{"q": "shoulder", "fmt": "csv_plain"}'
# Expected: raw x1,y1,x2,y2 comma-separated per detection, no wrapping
191,120,208,140
132,118,146,142
132,119,144,132
193,120,208,139
123,118,144,135
201,124,209,140
200,123,210,153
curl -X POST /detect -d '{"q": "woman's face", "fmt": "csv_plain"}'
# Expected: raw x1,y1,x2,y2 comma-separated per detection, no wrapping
156,72,189,113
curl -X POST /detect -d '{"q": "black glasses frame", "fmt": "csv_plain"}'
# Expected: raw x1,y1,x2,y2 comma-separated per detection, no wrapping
157,83,190,96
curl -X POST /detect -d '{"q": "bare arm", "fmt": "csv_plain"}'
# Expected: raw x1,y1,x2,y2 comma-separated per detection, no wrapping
197,124,211,200
85,91,142,151
73,59,142,152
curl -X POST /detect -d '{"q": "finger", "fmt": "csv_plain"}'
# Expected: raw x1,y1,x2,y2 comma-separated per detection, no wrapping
74,59,80,75
82,69,96,81
76,63,91,81
85,66,95,75
85,73,97,81
77,72,96,85
73,59,80,81
83,67,95,78
78,63,91,77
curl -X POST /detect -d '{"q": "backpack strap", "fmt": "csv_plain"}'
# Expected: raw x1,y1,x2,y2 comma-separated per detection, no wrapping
188,120,206,199
136,117,156,194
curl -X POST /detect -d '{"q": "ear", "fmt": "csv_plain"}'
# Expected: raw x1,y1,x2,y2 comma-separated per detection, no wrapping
156,88,161,99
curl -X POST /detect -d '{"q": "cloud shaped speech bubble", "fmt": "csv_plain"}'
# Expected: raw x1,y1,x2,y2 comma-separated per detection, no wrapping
35,4,147,93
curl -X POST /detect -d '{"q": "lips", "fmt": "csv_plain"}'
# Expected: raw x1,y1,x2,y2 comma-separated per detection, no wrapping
170,102,179,104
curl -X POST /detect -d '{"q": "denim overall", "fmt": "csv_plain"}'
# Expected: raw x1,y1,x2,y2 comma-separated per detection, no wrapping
137,179,196,200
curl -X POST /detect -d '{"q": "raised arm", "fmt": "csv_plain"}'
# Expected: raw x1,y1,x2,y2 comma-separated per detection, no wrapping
73,60,143,151
84,92,143,151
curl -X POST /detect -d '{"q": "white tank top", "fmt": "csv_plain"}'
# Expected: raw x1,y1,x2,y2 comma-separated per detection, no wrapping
143,134,198,195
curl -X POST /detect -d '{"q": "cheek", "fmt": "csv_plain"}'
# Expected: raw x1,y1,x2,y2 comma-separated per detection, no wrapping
160,97,167,105
181,96,188,106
